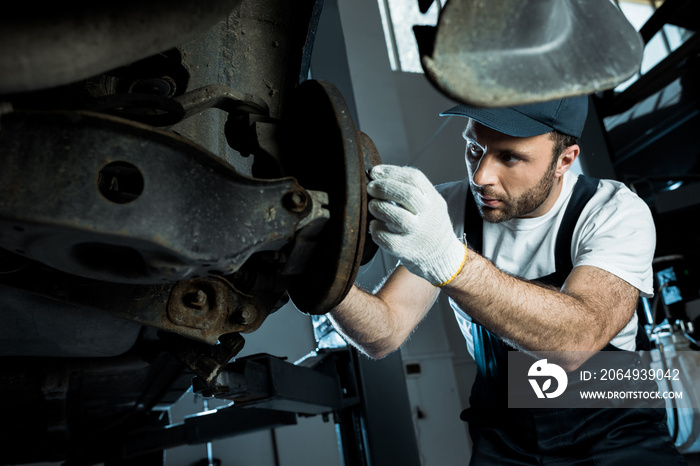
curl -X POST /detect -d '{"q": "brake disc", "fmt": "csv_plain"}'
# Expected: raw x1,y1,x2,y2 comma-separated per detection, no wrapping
282,79,380,314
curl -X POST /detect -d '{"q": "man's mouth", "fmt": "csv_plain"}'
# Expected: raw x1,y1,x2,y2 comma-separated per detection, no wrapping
477,193,502,208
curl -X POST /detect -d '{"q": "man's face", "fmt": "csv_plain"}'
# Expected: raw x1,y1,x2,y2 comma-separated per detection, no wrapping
464,121,562,224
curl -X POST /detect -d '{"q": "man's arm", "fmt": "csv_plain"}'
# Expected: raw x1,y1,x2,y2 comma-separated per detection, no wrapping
442,254,639,369
365,164,645,370
329,265,439,359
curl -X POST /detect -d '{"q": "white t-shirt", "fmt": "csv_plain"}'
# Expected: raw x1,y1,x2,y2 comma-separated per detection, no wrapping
437,170,656,356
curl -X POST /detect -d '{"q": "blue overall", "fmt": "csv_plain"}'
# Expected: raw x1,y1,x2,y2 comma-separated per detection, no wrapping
461,175,686,465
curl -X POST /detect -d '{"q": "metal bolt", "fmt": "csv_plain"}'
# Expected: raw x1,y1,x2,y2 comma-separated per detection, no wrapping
235,305,254,325
284,190,308,213
129,76,176,98
184,289,208,310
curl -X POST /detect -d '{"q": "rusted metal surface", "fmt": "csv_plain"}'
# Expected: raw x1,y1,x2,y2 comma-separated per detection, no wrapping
167,0,323,177
0,2,384,461
167,278,241,331
82,83,270,128
0,0,374,375
162,332,246,383
358,130,381,265
281,79,377,314
418,0,644,106
0,262,270,346
0,110,322,285
174,83,269,121
0,0,243,94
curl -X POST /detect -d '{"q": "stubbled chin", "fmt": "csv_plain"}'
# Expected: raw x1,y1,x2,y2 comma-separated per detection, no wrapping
478,206,508,224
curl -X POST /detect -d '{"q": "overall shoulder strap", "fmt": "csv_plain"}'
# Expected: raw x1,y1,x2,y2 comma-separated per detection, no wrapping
464,188,483,254
554,175,651,351
553,175,599,276
534,175,599,287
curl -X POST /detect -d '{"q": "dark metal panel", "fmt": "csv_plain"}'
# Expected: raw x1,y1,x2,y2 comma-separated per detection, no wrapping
0,0,242,94
121,406,297,459
579,96,617,180
308,0,359,124
353,350,422,466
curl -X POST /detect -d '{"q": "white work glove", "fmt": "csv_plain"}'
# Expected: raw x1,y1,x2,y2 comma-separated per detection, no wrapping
367,164,467,287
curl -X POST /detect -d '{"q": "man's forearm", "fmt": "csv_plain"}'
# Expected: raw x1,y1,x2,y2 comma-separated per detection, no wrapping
443,250,636,357
329,266,440,359
329,285,413,359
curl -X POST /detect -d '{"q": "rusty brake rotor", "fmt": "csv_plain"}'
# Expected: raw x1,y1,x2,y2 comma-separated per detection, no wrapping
282,79,380,314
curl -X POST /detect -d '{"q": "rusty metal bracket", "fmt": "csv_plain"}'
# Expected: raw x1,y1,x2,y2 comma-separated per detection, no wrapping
0,110,325,285
80,83,270,130
174,84,269,121
160,332,246,383
0,263,272,346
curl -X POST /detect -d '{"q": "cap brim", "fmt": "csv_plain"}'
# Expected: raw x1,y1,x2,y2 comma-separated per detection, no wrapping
440,104,554,138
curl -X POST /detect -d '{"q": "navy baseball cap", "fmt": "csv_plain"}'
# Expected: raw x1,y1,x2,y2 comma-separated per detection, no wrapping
440,95,589,139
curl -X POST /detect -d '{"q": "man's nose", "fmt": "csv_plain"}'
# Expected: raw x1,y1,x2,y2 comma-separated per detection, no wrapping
471,154,498,187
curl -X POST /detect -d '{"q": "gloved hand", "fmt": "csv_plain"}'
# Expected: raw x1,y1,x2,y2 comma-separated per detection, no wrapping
367,164,467,287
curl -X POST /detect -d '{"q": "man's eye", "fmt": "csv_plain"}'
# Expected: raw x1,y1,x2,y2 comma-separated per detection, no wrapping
501,154,521,164
467,143,483,158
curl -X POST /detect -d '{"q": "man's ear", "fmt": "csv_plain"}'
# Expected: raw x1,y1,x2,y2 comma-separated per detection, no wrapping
555,144,580,178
